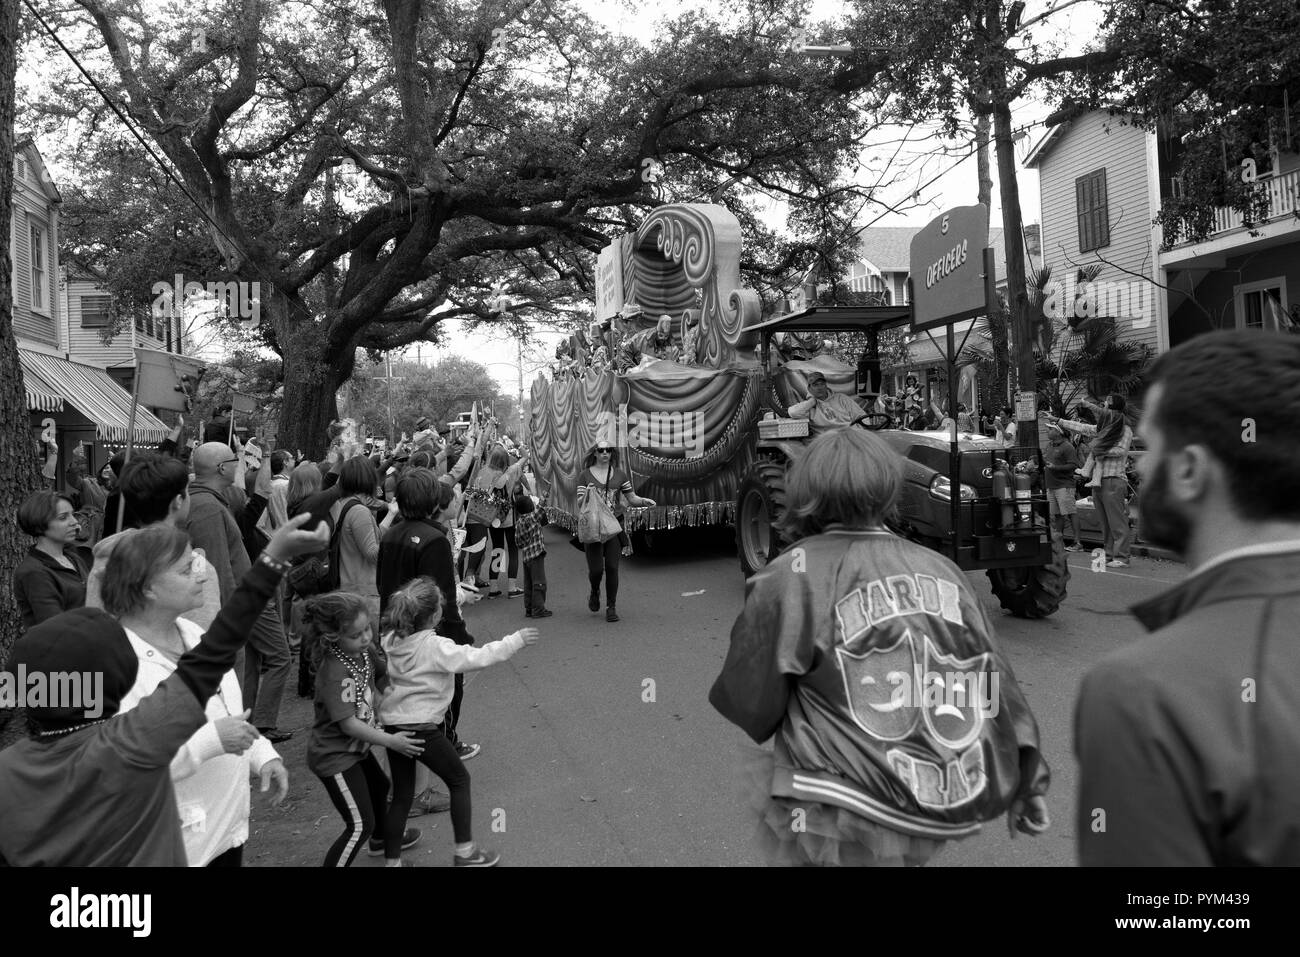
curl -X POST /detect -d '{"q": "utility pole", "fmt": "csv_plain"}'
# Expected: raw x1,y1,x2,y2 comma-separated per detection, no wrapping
375,352,404,445
797,26,1037,447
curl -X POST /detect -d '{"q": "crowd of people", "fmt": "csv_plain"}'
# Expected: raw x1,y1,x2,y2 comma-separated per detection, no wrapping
3,330,1294,868
1,411,583,867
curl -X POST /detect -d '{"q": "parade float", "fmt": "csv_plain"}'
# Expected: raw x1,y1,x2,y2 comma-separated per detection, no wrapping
529,203,785,542
528,201,1069,617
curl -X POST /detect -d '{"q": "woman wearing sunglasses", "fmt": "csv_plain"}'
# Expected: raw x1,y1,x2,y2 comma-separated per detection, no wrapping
574,445,656,622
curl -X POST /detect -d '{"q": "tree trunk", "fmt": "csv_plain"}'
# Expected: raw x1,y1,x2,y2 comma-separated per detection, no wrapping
992,99,1038,449
1,0,39,748
279,342,344,461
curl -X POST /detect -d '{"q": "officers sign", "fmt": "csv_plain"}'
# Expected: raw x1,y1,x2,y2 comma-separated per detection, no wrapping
909,204,991,331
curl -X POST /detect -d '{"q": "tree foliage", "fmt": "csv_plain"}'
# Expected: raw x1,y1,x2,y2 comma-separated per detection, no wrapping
1053,0,1300,246
339,355,513,443
21,0,902,454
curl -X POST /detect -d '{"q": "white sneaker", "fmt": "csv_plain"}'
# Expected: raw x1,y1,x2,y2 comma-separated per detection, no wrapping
1106,559,1129,568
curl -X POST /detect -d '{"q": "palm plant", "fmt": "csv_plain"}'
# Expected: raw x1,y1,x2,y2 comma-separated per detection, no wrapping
1032,263,1154,423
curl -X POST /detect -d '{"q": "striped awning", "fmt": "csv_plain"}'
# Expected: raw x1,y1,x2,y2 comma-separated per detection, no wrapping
21,362,64,412
19,348,171,444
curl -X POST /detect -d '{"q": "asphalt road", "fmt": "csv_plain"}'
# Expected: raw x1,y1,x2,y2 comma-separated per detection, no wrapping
248,525,1188,867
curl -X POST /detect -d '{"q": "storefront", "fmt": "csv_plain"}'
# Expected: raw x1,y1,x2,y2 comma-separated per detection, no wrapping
19,347,172,484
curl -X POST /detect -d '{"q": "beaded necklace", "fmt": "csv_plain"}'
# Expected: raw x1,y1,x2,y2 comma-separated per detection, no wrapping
327,642,376,724
36,718,108,738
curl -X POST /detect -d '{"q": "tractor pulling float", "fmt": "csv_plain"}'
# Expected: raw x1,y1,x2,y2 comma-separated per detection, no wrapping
528,202,1068,618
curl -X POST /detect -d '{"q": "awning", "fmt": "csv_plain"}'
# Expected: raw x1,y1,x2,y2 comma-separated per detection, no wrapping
20,362,64,412
19,348,171,444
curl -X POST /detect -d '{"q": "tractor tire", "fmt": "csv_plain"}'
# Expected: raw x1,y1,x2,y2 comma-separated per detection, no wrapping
736,460,788,577
986,531,1070,619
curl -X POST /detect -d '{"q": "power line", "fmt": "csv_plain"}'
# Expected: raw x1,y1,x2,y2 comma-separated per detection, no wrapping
22,0,313,323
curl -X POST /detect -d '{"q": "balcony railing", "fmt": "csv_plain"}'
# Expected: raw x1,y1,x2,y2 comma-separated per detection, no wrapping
1209,167,1300,237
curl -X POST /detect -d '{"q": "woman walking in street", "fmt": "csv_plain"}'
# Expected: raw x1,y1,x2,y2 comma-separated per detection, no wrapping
574,445,655,622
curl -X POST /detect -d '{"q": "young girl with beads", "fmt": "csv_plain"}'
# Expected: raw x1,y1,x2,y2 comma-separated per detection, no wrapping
303,591,425,867
379,577,539,867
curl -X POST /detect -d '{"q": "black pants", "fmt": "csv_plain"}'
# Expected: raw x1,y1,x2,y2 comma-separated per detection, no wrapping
441,673,464,745
384,726,472,849
585,535,621,606
207,844,244,867
318,753,390,867
488,525,519,580
523,556,547,613
461,523,491,582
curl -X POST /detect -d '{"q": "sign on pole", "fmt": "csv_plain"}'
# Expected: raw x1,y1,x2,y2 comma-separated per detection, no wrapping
133,347,206,412
230,391,258,414
1014,390,1037,422
595,240,625,321
908,204,991,332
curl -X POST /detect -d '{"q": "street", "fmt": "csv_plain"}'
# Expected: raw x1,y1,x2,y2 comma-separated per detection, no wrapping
246,526,1188,867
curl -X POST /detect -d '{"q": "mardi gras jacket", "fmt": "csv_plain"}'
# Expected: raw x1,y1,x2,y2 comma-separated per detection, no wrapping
709,528,1050,841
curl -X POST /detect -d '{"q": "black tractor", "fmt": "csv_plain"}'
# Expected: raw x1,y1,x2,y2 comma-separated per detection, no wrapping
734,305,1069,619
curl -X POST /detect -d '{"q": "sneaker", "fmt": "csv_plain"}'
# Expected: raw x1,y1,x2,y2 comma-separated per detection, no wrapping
368,828,422,856
507,588,524,598
488,589,502,598
257,727,294,744
455,741,481,760
532,608,554,618
474,580,489,590
1106,559,1129,568
1065,543,1083,552
453,848,501,867
606,606,619,623
588,590,600,612
407,788,451,817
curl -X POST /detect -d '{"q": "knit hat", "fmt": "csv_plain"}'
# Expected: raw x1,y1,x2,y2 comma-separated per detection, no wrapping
415,416,431,432
7,608,140,735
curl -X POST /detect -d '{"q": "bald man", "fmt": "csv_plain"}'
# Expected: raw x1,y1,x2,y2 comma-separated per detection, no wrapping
188,442,295,742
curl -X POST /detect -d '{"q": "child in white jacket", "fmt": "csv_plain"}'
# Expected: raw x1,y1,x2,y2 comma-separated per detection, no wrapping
378,577,539,867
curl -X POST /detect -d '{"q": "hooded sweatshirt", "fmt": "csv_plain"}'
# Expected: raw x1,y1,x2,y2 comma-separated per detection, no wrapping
379,627,527,728
85,529,223,630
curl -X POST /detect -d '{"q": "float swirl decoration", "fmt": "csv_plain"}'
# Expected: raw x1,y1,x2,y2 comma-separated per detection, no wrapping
531,203,771,532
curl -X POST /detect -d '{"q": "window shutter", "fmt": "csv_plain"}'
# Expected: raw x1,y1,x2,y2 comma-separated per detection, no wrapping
1095,171,1109,247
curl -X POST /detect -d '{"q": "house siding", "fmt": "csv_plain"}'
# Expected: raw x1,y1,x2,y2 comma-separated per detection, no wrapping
1036,113,1161,355
11,152,59,347
62,276,173,369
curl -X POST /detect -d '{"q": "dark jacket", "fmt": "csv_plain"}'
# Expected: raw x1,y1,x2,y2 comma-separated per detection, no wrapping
185,483,250,605
710,529,1049,841
377,519,470,645
1076,543,1300,866
0,561,281,865
13,547,90,632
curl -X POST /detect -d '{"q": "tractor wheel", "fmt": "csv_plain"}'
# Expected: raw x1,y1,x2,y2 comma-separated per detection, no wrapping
986,531,1070,618
736,461,788,577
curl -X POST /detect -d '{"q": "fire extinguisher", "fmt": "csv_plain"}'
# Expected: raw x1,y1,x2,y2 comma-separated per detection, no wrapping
1014,471,1034,526
992,461,1014,530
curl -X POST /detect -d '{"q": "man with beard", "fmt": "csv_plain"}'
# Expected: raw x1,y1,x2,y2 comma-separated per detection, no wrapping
1074,330,1300,866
